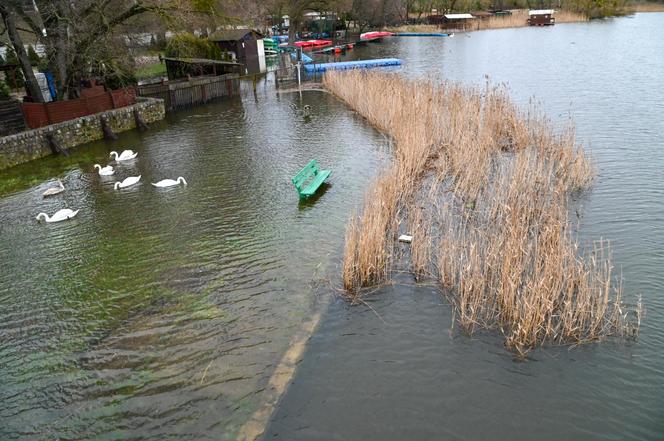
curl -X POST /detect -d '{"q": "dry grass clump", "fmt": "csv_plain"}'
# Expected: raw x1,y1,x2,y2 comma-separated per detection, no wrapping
387,10,587,34
325,70,640,354
477,10,588,31
630,2,664,12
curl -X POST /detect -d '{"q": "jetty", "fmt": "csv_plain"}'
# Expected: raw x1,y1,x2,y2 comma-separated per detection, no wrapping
395,32,450,37
303,58,402,73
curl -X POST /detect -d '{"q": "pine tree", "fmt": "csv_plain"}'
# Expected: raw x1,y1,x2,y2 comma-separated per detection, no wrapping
4,46,25,89
27,45,41,67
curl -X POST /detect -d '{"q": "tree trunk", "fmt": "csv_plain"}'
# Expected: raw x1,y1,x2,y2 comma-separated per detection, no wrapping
0,6,45,102
288,17,299,43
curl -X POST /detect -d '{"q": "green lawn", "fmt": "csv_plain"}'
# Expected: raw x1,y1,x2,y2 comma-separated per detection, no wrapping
136,62,167,80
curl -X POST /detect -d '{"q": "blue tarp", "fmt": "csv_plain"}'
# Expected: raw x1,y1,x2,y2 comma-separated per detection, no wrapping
290,52,314,64
303,58,403,73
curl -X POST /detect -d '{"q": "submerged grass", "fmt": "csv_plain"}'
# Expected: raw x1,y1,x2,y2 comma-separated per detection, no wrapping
325,71,640,355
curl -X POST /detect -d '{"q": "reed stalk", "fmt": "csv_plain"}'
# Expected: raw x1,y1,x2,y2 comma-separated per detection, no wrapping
325,71,640,353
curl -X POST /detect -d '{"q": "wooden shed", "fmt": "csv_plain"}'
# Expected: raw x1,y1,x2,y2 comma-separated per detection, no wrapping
209,29,264,74
443,13,476,30
162,57,242,81
528,9,556,26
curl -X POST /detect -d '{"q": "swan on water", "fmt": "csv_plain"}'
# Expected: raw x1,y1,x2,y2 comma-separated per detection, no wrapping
94,164,115,176
42,180,65,197
36,208,79,223
151,177,187,188
110,150,138,161
114,175,141,189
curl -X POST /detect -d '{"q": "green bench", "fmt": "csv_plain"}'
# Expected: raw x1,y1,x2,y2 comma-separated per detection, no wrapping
291,159,332,199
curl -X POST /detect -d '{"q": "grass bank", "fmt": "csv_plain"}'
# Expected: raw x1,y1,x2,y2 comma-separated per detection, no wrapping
325,71,641,355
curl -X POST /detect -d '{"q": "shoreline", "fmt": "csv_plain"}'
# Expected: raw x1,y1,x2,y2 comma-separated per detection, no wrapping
384,6,664,35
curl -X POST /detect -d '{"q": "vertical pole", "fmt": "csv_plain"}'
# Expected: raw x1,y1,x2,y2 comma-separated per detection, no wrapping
297,62,301,87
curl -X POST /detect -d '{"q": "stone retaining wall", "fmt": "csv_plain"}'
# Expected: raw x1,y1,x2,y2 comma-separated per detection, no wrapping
0,97,165,170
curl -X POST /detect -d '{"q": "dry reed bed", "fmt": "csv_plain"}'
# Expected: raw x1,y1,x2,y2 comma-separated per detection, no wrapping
325,71,640,355
387,10,587,34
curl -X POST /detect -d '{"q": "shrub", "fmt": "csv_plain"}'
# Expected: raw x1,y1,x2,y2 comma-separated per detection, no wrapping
27,45,41,66
4,47,24,89
165,33,223,60
0,80,10,100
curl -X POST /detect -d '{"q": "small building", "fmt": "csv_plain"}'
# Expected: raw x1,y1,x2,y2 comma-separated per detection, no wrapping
528,9,555,26
209,29,265,74
443,13,476,30
162,57,242,81
470,11,493,19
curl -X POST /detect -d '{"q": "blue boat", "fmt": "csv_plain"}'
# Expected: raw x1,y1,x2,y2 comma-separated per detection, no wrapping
396,32,449,37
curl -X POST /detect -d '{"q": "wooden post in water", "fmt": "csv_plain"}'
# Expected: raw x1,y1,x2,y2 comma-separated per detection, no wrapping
133,109,149,131
46,133,69,156
100,115,117,140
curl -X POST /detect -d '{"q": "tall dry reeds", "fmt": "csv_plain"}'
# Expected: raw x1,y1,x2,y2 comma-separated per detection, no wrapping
325,71,640,354
387,10,587,34
477,10,587,31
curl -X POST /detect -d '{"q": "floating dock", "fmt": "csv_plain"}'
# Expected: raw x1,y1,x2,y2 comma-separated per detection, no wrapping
290,52,314,64
395,32,450,37
303,58,402,73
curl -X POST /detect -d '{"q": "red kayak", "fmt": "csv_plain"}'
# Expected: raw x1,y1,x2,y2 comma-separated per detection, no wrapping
293,39,332,48
360,31,394,41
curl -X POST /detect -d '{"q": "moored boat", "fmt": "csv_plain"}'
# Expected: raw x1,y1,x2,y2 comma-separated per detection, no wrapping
359,31,394,41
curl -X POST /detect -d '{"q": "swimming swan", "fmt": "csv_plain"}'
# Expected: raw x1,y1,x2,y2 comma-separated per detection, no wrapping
151,177,187,187
42,180,65,197
114,175,141,189
110,150,138,161
94,164,115,176
36,208,79,223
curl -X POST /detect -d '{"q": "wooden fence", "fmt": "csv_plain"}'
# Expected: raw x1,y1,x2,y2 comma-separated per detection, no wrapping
21,88,137,129
138,74,240,111
0,100,27,137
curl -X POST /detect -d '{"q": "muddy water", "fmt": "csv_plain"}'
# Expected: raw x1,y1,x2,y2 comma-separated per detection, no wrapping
0,86,391,440
265,13,664,440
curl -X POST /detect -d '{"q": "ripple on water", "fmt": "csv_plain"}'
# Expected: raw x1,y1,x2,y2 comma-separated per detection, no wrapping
0,88,390,439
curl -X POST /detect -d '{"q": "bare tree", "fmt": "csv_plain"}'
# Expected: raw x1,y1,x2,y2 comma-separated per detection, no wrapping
1,0,223,100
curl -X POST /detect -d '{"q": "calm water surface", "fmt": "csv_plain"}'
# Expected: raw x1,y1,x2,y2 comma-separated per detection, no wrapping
266,13,664,441
1,12,663,441
0,87,390,439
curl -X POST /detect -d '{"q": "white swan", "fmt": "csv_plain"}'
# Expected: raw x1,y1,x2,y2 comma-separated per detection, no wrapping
42,179,64,197
151,177,187,188
36,208,79,223
110,150,138,161
114,175,141,190
94,164,115,176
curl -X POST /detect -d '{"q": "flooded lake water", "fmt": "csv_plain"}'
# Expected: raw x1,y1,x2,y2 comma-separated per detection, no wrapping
266,13,664,441
0,89,390,439
1,12,663,441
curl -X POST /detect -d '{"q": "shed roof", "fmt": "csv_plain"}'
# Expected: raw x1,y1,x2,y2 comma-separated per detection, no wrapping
162,57,242,66
444,13,475,19
529,9,555,15
209,29,263,42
